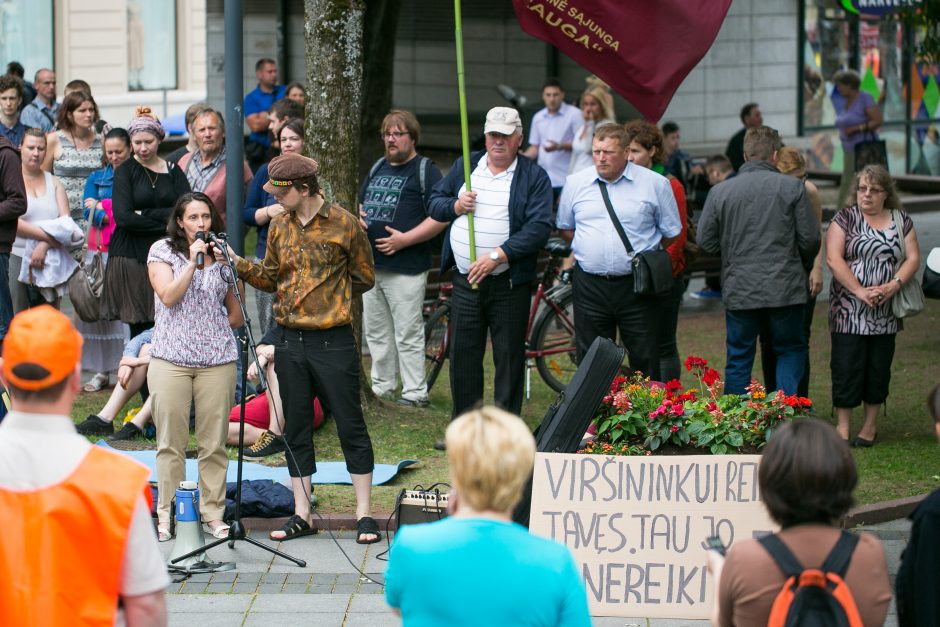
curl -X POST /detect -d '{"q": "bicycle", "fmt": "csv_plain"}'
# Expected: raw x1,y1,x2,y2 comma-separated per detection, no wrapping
423,238,578,396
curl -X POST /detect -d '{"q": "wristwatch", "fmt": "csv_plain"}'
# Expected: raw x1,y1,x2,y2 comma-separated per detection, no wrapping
489,250,500,263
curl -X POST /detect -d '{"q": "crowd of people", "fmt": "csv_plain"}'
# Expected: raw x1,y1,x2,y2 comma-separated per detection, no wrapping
0,58,386,546
0,58,934,627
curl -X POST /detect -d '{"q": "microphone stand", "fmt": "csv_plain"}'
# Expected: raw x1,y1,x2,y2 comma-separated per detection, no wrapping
171,234,305,568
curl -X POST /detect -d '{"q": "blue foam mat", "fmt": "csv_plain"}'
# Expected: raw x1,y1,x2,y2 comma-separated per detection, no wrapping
96,441,416,485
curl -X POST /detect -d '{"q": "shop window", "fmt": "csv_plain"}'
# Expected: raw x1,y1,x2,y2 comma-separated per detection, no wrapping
128,0,177,91
0,1,54,77
801,0,931,174
910,28,940,175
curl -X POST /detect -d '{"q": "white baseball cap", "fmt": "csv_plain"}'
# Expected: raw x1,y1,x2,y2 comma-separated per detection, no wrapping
484,107,522,135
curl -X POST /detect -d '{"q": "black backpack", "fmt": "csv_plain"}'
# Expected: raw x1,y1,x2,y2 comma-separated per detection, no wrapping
758,531,865,627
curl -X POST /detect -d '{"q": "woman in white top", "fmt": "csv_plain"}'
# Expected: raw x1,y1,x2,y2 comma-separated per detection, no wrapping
13,128,70,311
568,83,616,175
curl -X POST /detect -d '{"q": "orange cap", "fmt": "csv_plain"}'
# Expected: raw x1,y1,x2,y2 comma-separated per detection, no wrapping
2,305,83,391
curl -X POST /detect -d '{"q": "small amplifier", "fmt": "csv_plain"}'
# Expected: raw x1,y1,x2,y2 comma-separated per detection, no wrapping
397,488,449,527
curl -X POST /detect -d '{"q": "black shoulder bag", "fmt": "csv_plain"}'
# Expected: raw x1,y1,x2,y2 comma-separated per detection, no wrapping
597,180,674,295
854,130,888,172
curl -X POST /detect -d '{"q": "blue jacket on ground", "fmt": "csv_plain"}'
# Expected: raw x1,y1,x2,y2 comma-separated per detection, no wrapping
427,150,553,285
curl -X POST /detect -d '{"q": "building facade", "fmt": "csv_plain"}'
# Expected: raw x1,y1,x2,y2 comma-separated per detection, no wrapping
1,0,207,130
5,0,935,175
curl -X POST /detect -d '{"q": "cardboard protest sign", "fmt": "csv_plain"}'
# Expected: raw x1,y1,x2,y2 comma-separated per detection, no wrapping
529,453,776,619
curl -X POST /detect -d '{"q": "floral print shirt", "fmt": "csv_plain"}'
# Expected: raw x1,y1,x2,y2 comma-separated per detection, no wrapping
147,238,238,368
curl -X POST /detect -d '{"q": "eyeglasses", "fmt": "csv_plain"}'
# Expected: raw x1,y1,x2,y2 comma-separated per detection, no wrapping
381,131,409,140
857,186,886,195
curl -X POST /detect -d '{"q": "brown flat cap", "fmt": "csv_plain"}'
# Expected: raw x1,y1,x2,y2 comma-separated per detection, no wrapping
263,153,320,194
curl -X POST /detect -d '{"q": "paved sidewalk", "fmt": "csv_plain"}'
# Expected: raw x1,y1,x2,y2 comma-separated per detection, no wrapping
162,518,911,626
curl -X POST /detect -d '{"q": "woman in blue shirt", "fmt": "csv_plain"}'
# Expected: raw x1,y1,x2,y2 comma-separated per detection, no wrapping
242,118,304,334
385,407,591,627
832,69,883,209
76,128,132,396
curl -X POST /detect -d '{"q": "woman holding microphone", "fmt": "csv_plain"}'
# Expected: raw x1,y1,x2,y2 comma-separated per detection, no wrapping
147,191,241,542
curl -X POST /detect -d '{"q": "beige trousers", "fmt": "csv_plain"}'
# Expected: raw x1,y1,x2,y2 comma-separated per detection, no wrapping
362,269,429,401
148,357,236,525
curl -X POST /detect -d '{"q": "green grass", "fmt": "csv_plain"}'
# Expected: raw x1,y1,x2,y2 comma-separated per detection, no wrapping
669,299,940,505
71,299,940,515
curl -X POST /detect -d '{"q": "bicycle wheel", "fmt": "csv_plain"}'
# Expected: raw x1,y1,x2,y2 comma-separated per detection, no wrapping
424,302,450,392
532,291,578,393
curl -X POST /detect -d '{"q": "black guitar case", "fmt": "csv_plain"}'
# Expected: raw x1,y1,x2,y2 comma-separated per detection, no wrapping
512,336,626,527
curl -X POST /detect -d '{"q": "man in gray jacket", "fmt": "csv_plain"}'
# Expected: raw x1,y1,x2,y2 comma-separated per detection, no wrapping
697,126,820,395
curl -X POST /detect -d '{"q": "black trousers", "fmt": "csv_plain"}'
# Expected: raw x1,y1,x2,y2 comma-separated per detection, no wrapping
274,324,374,477
658,274,685,382
572,265,661,381
449,272,530,418
830,332,896,408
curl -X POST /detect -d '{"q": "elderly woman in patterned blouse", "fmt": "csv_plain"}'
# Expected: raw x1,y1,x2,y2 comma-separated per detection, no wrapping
826,164,919,448
147,191,241,542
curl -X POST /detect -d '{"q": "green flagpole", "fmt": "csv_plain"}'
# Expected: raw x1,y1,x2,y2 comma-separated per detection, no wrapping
454,0,477,272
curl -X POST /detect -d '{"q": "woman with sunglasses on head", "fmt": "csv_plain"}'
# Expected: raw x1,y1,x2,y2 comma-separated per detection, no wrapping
826,164,919,447
568,83,615,176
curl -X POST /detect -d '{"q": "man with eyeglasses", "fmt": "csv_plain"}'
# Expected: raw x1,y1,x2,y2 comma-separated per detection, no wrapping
428,107,553,449
20,69,58,133
697,126,820,396
358,110,444,408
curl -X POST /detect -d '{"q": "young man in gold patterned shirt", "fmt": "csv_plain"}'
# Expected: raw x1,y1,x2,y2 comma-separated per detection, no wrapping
222,153,380,543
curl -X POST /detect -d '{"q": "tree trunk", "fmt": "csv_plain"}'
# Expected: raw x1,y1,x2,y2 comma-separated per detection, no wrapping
359,0,402,180
303,0,375,403
304,0,365,210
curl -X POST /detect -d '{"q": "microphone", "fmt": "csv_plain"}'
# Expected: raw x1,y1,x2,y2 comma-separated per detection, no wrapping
208,232,230,263
195,231,205,269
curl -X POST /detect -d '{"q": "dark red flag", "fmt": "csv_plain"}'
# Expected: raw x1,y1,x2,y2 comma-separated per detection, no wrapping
512,0,732,122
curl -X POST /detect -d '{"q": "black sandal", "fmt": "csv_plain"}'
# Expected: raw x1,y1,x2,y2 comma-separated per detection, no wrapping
356,516,382,544
270,514,318,541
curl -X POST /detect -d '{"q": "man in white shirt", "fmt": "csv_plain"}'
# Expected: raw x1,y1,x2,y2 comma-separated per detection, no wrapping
428,107,553,448
522,79,582,202
0,306,168,626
